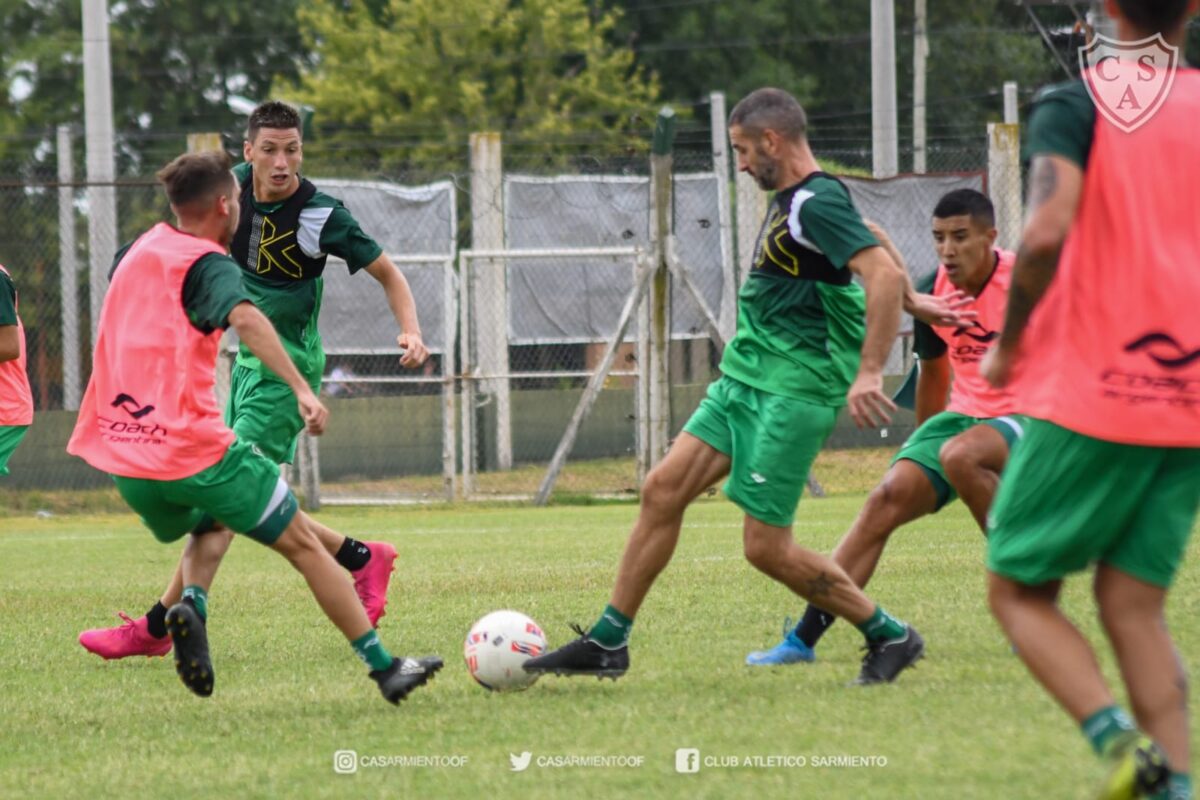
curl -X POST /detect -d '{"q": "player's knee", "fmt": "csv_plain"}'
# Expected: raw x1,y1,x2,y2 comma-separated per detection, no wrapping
640,467,684,516
867,475,917,529
742,530,783,574
273,513,323,562
939,438,976,485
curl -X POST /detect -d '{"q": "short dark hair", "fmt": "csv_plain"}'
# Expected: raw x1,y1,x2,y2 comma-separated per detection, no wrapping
728,88,808,141
246,100,302,142
156,150,235,212
932,188,995,228
1114,0,1191,34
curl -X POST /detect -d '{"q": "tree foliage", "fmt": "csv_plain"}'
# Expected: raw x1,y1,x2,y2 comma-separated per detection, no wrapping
285,0,660,170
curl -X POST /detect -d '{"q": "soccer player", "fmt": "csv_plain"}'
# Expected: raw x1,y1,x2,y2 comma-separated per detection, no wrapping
981,2,1200,797
746,189,1025,665
0,264,33,476
80,101,428,659
524,87,929,686
68,151,441,702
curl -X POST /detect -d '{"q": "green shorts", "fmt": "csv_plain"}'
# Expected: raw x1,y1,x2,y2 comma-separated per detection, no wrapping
683,375,837,527
0,424,30,476
988,418,1200,588
892,412,1026,509
227,364,317,465
112,439,299,545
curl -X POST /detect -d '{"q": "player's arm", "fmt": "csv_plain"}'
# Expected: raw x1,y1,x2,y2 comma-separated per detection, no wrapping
183,253,327,433
865,220,974,328
981,153,1083,387
915,353,950,425
0,276,19,362
0,326,17,363
363,254,429,369
229,303,328,434
847,245,906,428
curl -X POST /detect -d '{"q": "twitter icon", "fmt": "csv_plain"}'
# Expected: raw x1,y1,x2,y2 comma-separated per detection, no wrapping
509,751,533,772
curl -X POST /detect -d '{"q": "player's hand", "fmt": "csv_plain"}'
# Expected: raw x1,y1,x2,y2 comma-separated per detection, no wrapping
980,345,1015,388
296,388,329,435
398,332,429,369
846,370,896,429
863,219,891,246
908,290,979,328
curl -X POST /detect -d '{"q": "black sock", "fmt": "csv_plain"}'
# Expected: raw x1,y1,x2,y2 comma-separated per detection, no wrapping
145,601,169,639
795,605,836,648
335,537,372,572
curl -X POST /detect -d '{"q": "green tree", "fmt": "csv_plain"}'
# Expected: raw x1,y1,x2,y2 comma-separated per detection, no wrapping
286,0,660,171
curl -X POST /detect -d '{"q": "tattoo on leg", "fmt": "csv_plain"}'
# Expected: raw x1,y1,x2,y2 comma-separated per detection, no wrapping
804,571,835,599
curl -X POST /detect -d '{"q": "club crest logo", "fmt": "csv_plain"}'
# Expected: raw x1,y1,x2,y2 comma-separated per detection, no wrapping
1079,33,1179,133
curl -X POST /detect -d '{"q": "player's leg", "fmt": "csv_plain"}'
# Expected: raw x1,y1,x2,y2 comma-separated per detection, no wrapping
263,510,439,702
230,364,398,623
940,416,1023,532
524,378,736,678
184,439,440,702
747,412,961,667
78,480,224,660
1094,447,1200,799
1095,567,1187,795
747,459,936,665
742,516,924,684
987,419,1174,798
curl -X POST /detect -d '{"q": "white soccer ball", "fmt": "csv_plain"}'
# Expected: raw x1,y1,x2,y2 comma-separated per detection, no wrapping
463,610,548,692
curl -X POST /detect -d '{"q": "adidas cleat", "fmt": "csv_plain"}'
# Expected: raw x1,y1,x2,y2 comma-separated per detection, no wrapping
371,655,443,704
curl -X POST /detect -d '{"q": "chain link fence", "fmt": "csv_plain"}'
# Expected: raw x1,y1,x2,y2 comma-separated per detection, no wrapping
0,116,1019,508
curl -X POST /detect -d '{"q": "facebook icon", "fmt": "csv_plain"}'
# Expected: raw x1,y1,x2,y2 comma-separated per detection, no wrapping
675,748,700,774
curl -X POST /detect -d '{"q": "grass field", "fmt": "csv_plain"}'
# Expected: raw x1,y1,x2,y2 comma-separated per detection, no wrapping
2,496,1197,799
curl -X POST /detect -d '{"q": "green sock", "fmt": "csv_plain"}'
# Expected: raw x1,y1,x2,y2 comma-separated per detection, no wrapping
351,630,394,673
856,605,906,643
181,585,208,621
1081,706,1137,757
588,604,633,648
1166,773,1192,800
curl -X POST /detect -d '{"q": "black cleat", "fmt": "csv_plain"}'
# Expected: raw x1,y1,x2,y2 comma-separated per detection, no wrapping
371,655,443,704
165,602,214,698
522,624,629,679
853,625,925,686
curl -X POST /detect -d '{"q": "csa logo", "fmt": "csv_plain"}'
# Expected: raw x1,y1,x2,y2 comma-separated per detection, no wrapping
1079,33,1179,133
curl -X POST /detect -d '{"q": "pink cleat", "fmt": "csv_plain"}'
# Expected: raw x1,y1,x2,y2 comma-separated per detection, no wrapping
353,542,398,627
79,612,172,660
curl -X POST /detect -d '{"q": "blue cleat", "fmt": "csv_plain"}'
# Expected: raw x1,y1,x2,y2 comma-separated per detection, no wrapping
746,619,816,666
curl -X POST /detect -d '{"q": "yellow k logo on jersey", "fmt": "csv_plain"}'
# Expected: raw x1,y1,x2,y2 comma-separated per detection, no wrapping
255,216,305,279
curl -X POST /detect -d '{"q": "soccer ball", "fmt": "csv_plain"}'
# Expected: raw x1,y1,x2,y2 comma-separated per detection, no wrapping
463,610,548,692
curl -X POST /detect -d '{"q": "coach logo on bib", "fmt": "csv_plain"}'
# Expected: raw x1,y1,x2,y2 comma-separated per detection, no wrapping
1079,33,1179,133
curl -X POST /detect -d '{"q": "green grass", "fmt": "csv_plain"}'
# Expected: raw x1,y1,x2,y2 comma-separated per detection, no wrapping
1,498,1197,799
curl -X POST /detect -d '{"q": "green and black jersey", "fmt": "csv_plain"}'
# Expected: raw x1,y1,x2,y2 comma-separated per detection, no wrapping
1022,79,1096,169
0,270,17,326
718,172,877,406
230,162,384,384
110,237,249,334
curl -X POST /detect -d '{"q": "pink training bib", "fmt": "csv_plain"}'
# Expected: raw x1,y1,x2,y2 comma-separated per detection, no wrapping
932,249,1019,419
1010,69,1200,446
68,223,236,479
